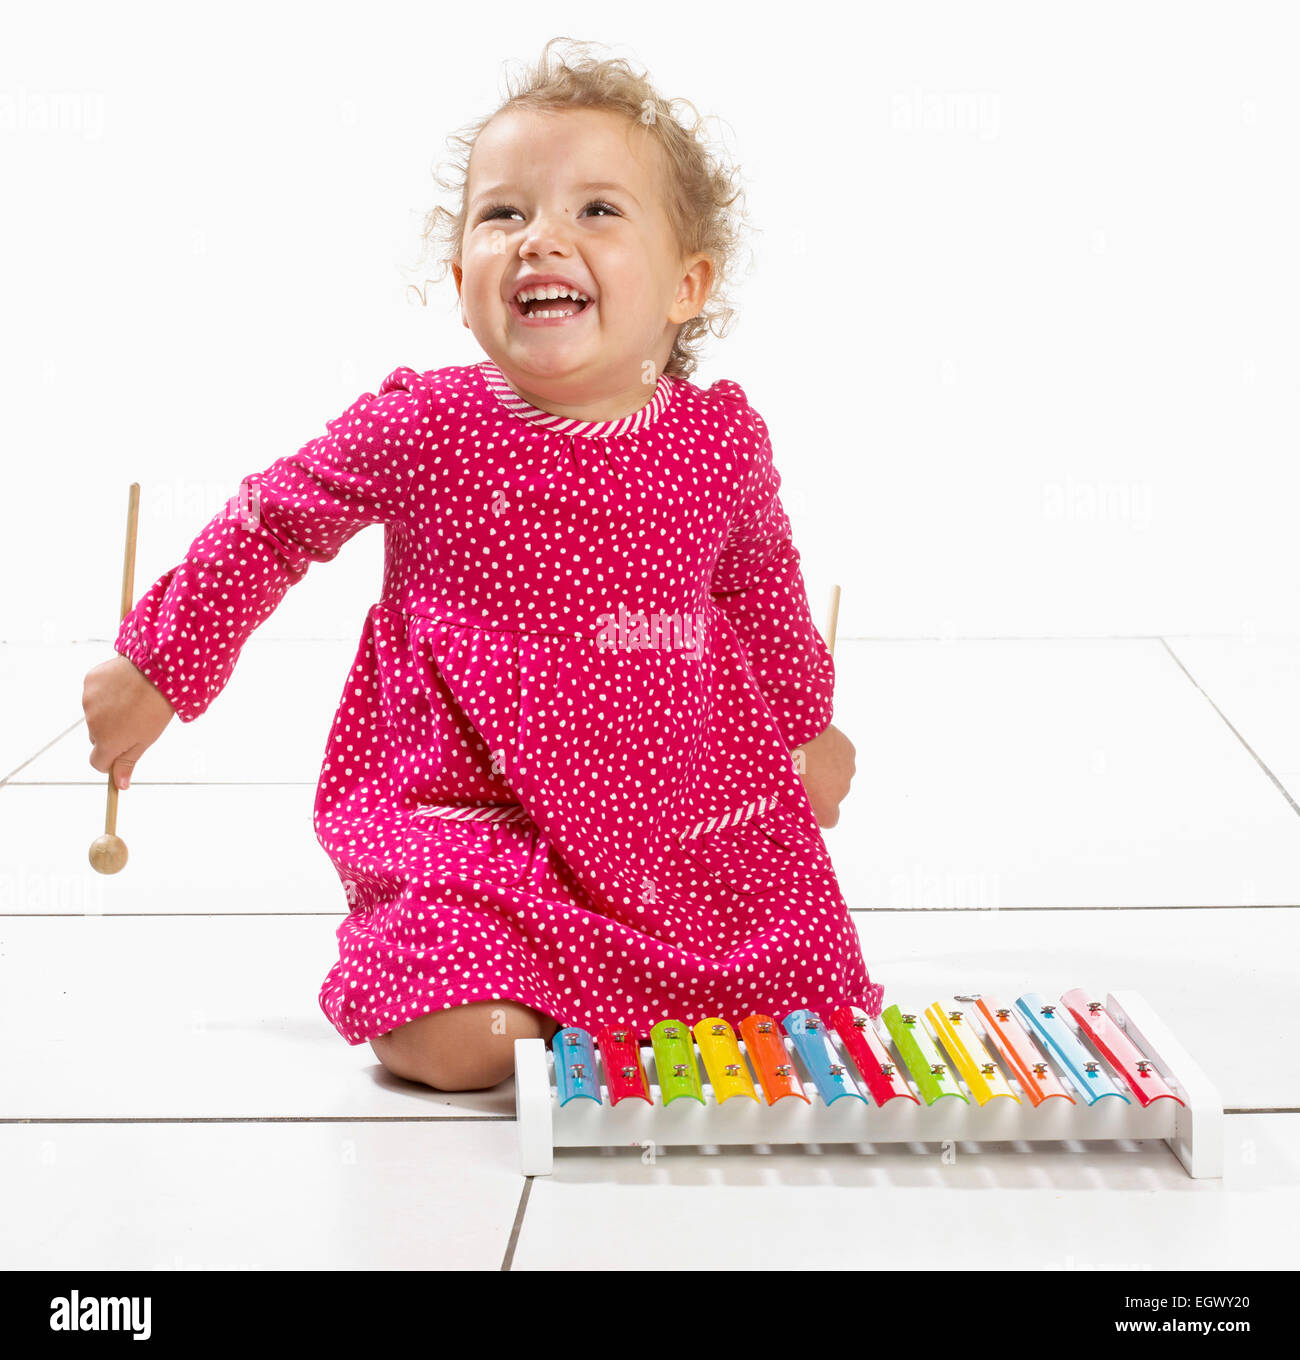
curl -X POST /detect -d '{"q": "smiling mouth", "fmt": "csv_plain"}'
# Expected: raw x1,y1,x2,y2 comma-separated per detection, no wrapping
509,295,594,324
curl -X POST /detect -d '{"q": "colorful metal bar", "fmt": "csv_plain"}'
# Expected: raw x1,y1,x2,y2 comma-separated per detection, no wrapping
925,1003,1020,1106
692,1017,758,1103
685,1022,756,1104
739,1014,808,1105
1015,993,1128,1105
971,997,1075,1106
595,1023,652,1106
552,1027,602,1107
1062,989,1185,1109
650,1018,704,1106
881,1004,968,1106
781,1010,867,1105
830,1005,920,1107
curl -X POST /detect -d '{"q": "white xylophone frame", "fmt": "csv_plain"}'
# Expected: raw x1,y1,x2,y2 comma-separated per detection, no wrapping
513,991,1223,1178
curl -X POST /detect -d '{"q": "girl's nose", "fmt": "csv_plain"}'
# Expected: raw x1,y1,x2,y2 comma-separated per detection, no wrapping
518,207,576,252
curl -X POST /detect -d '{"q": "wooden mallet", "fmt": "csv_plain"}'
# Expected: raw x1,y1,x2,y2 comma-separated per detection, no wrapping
824,583,841,658
88,482,141,875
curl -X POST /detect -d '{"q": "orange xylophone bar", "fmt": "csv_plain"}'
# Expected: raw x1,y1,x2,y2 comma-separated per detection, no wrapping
513,989,1222,1178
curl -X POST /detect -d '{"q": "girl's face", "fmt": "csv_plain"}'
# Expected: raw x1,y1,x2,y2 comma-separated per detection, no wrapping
453,107,711,417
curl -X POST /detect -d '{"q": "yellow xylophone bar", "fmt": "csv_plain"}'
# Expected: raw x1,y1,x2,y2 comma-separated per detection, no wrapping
925,1003,1021,1105
692,1017,759,1102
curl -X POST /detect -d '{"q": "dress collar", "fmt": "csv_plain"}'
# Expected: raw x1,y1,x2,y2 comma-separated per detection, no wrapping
476,360,676,439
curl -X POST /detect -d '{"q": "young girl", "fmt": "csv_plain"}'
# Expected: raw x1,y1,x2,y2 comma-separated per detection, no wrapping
81,38,885,1092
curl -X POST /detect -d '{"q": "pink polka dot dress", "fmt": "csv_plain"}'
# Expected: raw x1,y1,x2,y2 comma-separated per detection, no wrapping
114,359,885,1044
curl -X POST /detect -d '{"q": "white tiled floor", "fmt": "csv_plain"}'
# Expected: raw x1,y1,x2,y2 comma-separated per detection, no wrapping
2,636,1298,1270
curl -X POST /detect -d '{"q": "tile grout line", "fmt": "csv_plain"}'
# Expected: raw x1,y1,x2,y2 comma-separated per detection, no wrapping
0,719,85,788
1159,637,1300,818
500,1177,535,1271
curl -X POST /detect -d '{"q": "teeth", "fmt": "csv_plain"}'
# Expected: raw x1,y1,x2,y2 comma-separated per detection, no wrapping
514,284,591,305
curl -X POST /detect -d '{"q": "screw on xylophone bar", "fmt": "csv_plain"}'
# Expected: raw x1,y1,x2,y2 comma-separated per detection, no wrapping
1017,994,1126,1104
739,1014,808,1105
650,1017,706,1106
783,1008,869,1106
928,1000,1025,1106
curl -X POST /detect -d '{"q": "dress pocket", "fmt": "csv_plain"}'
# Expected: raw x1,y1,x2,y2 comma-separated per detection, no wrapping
677,792,824,895
414,807,538,893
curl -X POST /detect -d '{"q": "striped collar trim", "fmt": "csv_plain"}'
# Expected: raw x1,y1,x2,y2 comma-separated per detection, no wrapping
476,360,676,439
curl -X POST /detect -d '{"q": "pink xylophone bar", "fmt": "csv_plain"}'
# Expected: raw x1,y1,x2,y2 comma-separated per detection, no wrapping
513,988,1222,1178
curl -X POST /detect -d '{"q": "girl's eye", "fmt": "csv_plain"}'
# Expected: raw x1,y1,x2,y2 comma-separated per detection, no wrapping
477,199,620,224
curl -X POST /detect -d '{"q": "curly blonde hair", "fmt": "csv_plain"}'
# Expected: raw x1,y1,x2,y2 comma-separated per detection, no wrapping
413,36,754,382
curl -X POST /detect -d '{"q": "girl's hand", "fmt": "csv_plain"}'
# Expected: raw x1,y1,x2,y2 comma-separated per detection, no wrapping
83,654,175,790
792,722,856,828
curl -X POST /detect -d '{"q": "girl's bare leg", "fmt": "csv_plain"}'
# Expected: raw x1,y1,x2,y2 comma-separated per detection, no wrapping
369,1000,560,1091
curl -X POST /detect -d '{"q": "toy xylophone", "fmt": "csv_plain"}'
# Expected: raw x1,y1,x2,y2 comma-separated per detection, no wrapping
513,989,1222,1178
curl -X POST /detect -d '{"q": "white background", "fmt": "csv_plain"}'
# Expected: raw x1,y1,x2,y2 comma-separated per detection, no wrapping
2,0,1296,646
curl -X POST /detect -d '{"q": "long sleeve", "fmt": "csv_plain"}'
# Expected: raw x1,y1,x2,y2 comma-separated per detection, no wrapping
114,366,427,722
708,391,835,751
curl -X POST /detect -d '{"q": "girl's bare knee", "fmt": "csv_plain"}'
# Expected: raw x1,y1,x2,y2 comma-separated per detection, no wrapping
369,1001,558,1091
426,1044,517,1091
